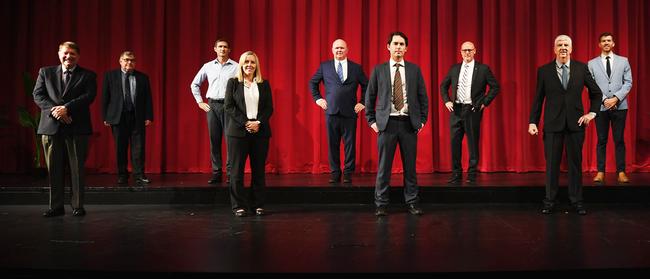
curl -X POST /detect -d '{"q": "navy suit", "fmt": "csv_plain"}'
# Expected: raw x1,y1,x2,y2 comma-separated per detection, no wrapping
33,65,97,211
309,59,368,178
102,69,153,180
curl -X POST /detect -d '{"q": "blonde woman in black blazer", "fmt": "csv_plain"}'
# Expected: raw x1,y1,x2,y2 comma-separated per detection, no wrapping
224,51,273,217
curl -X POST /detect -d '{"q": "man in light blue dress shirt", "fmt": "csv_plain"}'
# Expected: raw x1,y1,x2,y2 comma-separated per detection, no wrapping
190,39,239,184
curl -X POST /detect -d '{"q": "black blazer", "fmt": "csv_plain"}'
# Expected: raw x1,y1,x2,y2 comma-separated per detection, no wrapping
309,59,368,118
439,61,500,107
529,60,603,132
33,65,97,135
224,78,274,138
102,69,154,126
365,61,428,131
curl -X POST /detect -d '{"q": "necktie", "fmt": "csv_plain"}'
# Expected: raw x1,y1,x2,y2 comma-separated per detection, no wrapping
63,70,71,91
337,62,344,83
393,63,404,111
606,56,611,78
457,64,470,102
124,73,134,111
561,64,568,90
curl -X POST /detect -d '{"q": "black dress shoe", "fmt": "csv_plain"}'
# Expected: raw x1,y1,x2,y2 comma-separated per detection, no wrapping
135,177,151,185
343,174,352,184
328,174,341,184
541,203,555,215
375,206,388,216
447,174,461,184
117,176,128,185
466,174,477,184
234,208,247,217
407,204,423,215
573,203,587,215
43,208,65,217
72,208,86,217
208,174,222,184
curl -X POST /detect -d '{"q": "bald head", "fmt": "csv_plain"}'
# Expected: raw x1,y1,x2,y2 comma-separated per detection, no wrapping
332,39,349,61
460,41,476,63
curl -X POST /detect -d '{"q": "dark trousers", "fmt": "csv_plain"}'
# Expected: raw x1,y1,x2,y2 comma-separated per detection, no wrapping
595,109,627,172
450,103,482,175
42,133,88,209
326,114,356,176
543,129,585,205
375,117,419,207
227,134,269,211
111,110,145,178
207,99,230,176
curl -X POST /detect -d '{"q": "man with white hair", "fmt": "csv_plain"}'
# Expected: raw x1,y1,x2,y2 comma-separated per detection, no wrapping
528,35,603,215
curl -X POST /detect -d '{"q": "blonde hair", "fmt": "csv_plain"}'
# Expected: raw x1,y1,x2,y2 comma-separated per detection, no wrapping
236,51,263,83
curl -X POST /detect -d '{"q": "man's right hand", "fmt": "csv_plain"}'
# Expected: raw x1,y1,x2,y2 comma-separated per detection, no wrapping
316,99,327,110
445,101,454,112
198,102,211,112
528,124,538,135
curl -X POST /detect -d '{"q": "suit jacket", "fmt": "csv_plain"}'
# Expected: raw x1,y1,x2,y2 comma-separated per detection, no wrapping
365,61,428,131
529,60,603,132
309,59,368,118
33,65,97,135
587,54,633,111
224,78,274,138
102,69,154,127
439,61,500,108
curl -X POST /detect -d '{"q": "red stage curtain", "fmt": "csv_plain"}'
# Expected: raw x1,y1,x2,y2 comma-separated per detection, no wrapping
2,0,648,174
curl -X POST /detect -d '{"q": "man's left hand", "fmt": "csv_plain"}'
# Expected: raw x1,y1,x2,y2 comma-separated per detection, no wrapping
578,113,596,126
354,103,365,113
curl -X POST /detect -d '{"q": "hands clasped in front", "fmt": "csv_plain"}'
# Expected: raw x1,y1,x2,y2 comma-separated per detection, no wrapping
51,105,72,124
245,121,260,134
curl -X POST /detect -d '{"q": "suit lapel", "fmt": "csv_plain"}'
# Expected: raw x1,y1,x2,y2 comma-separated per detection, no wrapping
596,57,609,81
62,68,82,97
237,82,248,117
55,67,64,96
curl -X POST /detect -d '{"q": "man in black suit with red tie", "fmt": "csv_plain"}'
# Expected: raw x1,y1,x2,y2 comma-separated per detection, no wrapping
102,51,154,186
440,41,500,185
33,41,97,217
309,39,368,184
529,35,603,216
366,32,428,216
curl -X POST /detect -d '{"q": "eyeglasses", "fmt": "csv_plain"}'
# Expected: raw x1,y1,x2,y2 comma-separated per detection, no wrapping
461,49,475,52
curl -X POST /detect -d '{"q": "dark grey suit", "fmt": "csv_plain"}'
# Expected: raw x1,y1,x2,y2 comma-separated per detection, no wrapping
33,65,97,210
365,61,428,207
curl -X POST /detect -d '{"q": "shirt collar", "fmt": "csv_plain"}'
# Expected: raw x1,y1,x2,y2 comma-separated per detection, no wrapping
61,65,77,73
555,60,571,68
390,59,404,68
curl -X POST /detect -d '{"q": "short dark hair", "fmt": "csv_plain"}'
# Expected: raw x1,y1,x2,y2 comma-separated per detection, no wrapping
214,38,230,48
598,32,614,42
387,32,408,46
59,41,80,54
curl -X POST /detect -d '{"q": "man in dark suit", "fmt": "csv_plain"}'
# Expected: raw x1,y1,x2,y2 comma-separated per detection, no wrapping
440,41,499,185
529,35,603,216
102,51,154,186
366,32,428,216
309,39,368,184
33,41,97,217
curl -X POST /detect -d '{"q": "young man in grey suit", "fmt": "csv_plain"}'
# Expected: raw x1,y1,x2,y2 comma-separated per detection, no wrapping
309,39,368,184
33,41,97,217
440,41,500,185
102,51,154,186
528,35,603,216
366,32,428,216
587,32,633,184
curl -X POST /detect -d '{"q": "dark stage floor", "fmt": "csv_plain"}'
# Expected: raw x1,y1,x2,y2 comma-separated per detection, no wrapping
1,204,649,276
1,172,649,276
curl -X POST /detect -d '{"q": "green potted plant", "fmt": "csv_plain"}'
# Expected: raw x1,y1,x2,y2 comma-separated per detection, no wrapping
17,72,46,175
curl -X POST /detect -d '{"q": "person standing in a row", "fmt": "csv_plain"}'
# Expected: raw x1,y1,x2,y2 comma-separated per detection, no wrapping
33,41,97,217
225,51,274,217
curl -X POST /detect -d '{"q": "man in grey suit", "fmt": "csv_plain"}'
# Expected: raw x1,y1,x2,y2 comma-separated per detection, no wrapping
366,31,428,216
33,41,97,217
587,32,633,184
